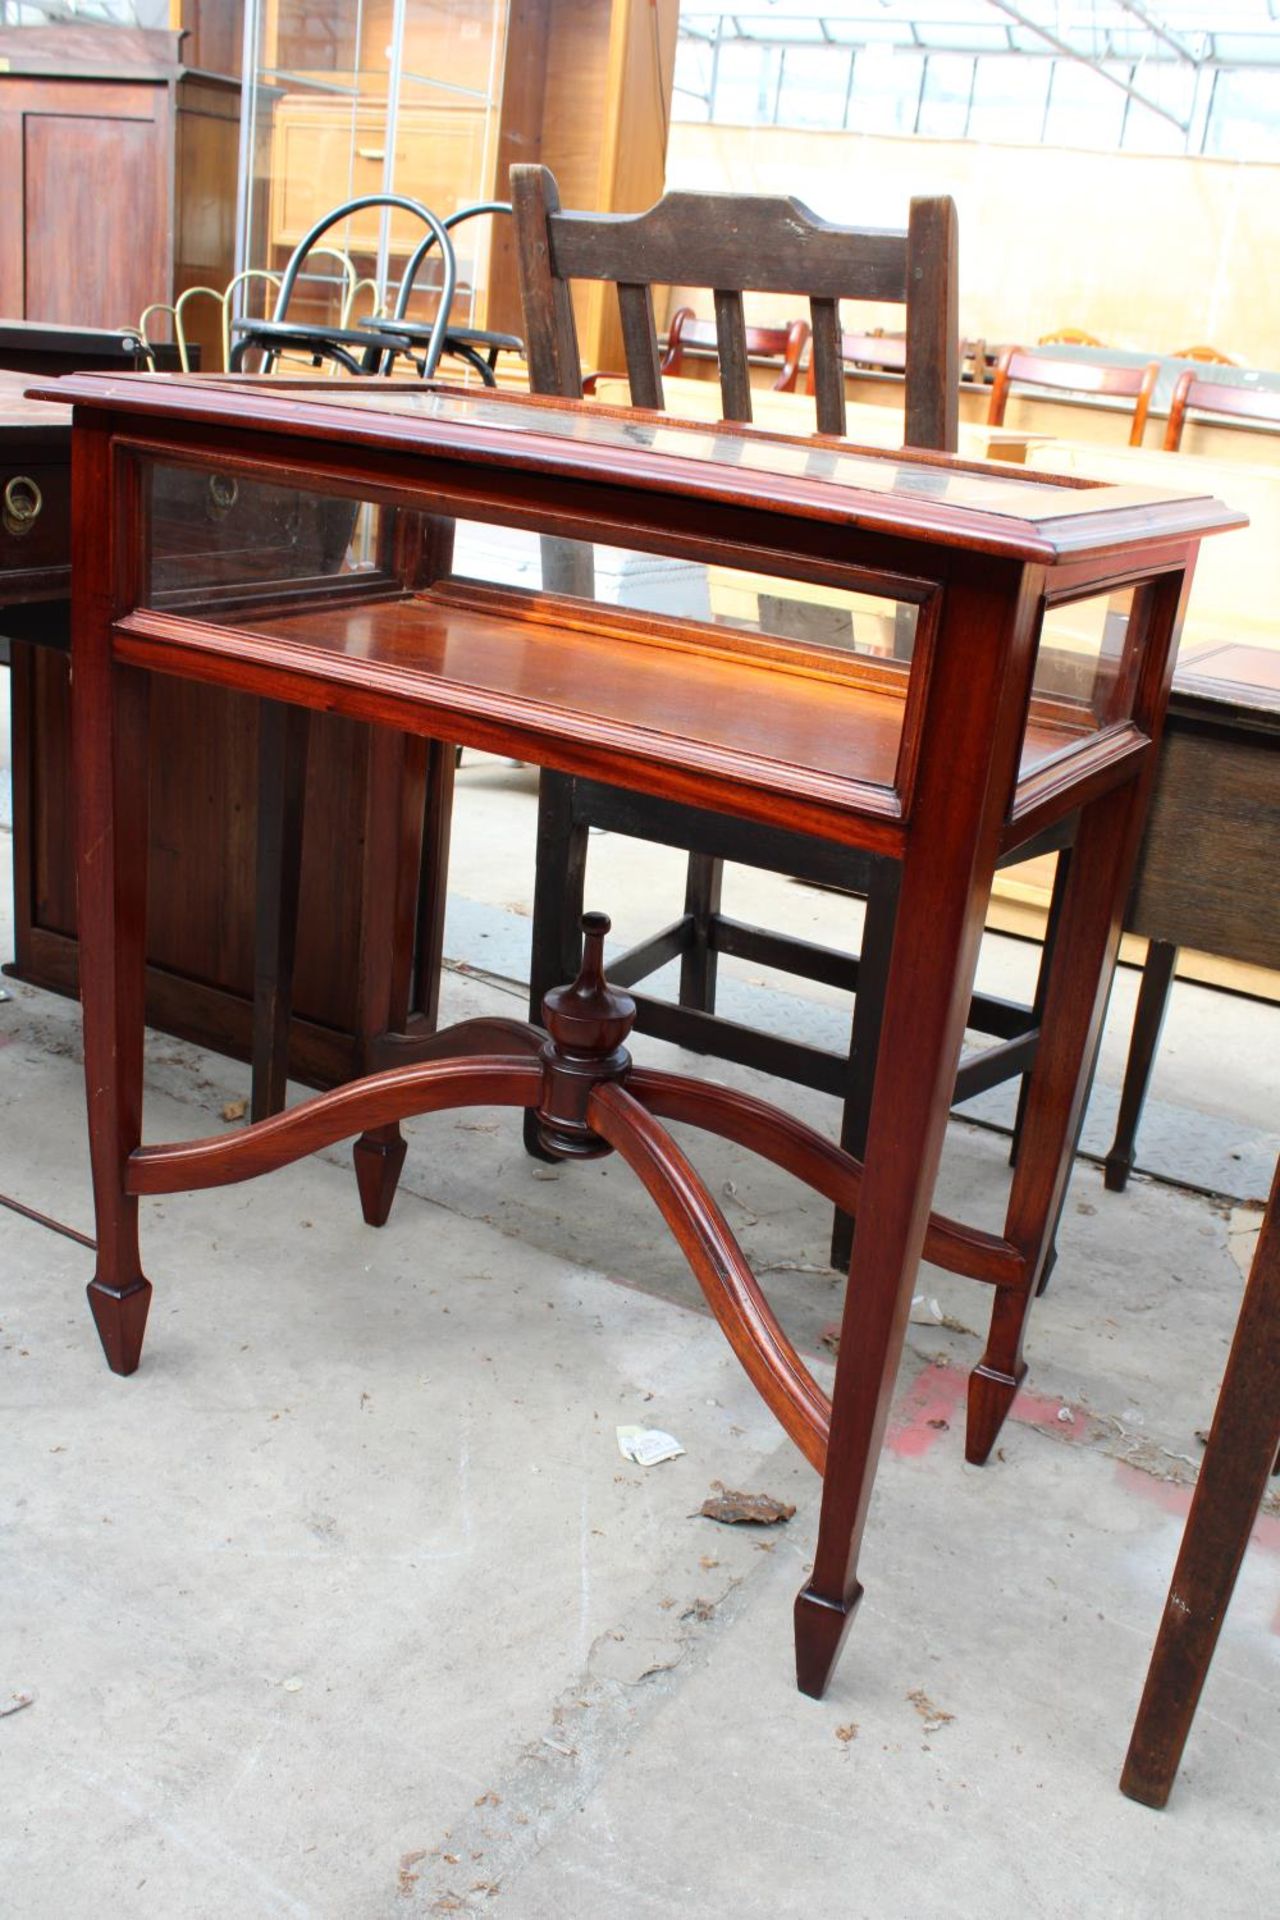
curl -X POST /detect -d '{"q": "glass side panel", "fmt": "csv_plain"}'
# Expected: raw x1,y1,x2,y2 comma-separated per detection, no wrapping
449,522,917,666
1021,586,1138,772
137,462,1132,805
140,464,927,796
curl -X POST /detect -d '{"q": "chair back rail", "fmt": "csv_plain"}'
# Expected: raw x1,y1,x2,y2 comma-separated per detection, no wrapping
512,165,959,451
1164,369,1280,450
988,347,1159,448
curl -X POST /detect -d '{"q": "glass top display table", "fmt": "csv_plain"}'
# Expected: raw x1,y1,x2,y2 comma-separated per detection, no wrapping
42,373,1241,1699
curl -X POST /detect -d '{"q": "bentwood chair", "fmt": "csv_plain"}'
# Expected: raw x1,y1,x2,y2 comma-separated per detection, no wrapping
988,347,1160,447
229,195,458,378
348,201,523,387
512,163,1065,1266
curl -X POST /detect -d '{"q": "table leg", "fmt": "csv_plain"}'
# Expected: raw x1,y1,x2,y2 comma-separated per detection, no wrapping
250,699,311,1123
795,843,995,1699
795,556,1046,1697
80,660,153,1374
352,725,423,1226
829,860,900,1272
1120,1160,1280,1807
968,780,1146,1462
412,737,456,1032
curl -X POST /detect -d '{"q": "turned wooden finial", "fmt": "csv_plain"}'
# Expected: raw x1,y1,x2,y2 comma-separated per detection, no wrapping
541,912,636,1057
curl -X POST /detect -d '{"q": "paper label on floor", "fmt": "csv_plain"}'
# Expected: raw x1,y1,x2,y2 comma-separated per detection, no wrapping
616,1425,685,1467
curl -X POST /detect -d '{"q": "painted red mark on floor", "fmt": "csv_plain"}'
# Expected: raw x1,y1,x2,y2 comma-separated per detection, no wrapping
1114,1463,1280,1636
1115,1461,1280,1553
886,1360,1080,1458
886,1361,966,1457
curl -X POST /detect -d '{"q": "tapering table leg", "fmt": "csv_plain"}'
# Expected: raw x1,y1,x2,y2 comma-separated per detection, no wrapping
795,557,1047,1697
74,423,153,1374
250,699,311,1122
79,656,153,1373
795,841,995,1696
352,724,422,1226
968,780,1149,1463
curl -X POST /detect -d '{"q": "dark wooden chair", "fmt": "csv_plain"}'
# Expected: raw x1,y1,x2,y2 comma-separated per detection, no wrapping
511,163,1064,1267
1110,379,1280,1194
1163,368,1280,450
1121,1158,1280,1807
988,347,1160,447
662,306,810,392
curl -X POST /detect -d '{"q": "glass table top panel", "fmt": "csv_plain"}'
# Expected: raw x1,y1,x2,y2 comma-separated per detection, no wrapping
245,383,1146,522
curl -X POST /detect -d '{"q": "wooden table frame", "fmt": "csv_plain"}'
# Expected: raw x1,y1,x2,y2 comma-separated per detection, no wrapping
46,373,1240,1699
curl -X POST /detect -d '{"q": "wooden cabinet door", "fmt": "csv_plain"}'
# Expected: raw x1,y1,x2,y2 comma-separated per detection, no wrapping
0,78,171,331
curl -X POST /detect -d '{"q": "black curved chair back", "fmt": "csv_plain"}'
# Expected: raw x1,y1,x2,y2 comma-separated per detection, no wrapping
270,194,458,376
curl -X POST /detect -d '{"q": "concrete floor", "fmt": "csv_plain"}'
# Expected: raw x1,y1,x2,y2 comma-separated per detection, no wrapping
2,754,1278,1919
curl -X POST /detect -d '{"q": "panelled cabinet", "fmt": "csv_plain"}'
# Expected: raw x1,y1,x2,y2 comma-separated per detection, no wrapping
0,25,239,370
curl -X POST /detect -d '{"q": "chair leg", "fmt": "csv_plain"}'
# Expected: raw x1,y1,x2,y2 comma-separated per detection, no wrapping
1104,940,1179,1194
352,726,421,1226
679,853,724,1014
830,861,901,1271
523,769,588,1160
1120,1161,1280,1808
250,699,310,1123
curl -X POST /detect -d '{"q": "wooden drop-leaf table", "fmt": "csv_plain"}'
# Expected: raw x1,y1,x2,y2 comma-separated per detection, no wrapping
40,372,1241,1699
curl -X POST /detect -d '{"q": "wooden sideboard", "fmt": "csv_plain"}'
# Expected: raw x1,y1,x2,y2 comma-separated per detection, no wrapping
0,25,239,371
1,369,426,1090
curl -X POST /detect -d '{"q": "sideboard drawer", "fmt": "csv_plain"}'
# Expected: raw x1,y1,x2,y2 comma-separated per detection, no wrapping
0,459,70,580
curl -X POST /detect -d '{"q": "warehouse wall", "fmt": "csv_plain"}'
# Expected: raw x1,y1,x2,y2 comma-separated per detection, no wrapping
665,121,1280,369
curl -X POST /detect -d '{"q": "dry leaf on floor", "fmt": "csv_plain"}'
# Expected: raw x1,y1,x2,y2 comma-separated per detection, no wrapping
220,1098,247,1122
696,1483,796,1526
907,1686,955,1732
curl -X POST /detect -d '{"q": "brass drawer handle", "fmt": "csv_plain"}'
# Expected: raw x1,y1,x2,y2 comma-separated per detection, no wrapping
208,473,239,516
356,146,386,162
3,474,42,536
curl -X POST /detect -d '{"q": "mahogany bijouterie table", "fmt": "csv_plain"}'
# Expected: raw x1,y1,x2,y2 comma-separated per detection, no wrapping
42,372,1241,1699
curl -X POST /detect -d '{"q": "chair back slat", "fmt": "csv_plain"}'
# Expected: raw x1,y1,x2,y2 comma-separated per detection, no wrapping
904,196,959,453
807,297,847,437
512,164,958,454
713,289,753,422
617,282,665,409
